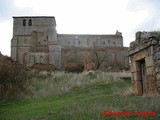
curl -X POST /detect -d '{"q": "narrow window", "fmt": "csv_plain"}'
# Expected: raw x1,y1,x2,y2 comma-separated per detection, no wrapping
103,41,105,45
23,19,26,26
28,19,32,26
113,42,116,45
78,41,80,45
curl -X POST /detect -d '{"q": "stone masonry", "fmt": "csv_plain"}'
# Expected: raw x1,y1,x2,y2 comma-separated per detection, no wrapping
11,16,129,70
128,31,160,96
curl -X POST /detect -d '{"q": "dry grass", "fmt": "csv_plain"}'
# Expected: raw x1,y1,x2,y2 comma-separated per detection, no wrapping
29,71,131,99
1,71,160,120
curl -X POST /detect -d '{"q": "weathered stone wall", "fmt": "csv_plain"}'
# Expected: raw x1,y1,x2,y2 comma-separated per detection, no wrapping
11,35,32,62
58,33,123,48
49,44,62,70
13,16,56,36
11,16,128,70
29,52,49,66
61,47,128,71
129,31,160,96
153,35,160,94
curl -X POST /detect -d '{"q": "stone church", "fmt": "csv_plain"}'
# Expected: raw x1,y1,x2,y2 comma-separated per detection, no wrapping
11,16,128,70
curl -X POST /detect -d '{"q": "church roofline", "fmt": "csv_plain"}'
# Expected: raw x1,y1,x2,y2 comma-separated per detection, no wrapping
13,16,55,18
58,34,122,38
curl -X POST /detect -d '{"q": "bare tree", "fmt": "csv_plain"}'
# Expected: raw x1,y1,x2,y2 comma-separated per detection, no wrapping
92,43,106,70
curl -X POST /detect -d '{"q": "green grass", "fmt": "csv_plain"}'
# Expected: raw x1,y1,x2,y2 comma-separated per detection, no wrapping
0,71,160,120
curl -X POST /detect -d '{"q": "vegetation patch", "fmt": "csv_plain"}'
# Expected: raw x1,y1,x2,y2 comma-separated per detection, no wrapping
0,54,30,102
0,71,160,120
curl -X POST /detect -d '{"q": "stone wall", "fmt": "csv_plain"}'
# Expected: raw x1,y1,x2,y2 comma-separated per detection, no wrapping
13,16,56,36
58,33,123,48
128,31,160,96
11,35,32,62
11,16,128,70
62,46,128,71
49,44,62,70
29,52,49,66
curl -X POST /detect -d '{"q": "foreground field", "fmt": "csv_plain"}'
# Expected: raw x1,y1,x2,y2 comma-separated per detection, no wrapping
0,71,160,120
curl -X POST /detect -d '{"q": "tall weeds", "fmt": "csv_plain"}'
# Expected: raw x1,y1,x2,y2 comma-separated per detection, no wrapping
29,71,129,98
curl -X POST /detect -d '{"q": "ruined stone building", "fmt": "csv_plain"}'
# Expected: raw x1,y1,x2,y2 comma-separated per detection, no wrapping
129,31,160,96
11,16,128,70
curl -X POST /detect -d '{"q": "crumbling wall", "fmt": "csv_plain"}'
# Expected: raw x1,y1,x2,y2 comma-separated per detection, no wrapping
62,46,129,71
83,53,95,71
129,31,160,96
152,33,160,94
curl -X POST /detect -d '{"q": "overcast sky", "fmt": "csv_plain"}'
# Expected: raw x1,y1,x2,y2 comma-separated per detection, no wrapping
0,0,160,56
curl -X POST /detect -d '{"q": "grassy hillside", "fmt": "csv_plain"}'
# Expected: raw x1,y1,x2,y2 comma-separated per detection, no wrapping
0,71,160,120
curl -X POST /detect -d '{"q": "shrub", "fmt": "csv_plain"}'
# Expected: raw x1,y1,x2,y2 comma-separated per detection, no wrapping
0,56,30,101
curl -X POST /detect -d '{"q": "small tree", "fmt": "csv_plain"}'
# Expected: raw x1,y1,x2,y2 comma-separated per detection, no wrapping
92,43,106,70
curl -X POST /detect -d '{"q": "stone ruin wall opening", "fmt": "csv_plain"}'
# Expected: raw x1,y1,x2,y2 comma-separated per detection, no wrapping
129,31,160,96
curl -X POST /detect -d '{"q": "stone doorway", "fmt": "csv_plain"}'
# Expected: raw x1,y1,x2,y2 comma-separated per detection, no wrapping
139,60,147,95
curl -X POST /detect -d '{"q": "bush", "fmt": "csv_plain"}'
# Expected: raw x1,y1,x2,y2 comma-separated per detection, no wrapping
0,56,30,101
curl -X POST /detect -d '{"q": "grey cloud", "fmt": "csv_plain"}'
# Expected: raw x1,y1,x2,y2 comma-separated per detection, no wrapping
0,0,33,21
127,0,160,35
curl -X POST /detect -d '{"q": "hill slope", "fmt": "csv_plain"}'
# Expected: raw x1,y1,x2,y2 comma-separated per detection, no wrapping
0,71,160,120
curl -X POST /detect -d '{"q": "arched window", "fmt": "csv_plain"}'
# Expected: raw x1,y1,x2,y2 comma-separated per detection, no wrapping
23,19,26,26
40,56,44,63
28,19,32,26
